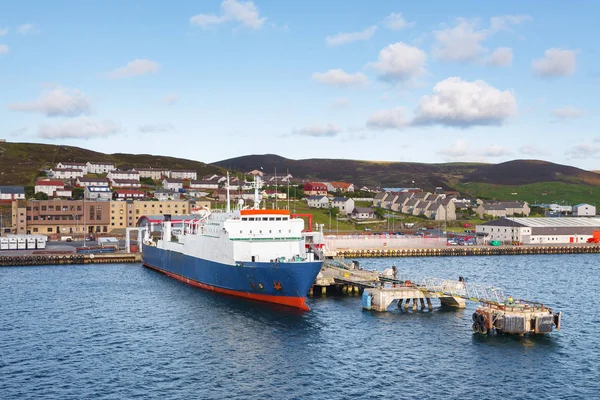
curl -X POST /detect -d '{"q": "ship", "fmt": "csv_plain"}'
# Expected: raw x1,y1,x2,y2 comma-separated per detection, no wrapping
141,176,323,310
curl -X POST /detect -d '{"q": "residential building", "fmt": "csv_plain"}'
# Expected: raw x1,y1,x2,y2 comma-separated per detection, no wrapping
0,186,25,201
113,190,146,200
372,191,389,207
12,199,110,236
304,182,328,196
331,197,355,215
475,201,530,218
163,178,183,191
77,177,110,187
154,189,181,201
85,185,112,201
307,195,330,208
263,190,287,200
50,168,85,179
572,203,596,217
170,170,197,180
111,179,141,189
110,199,191,230
350,207,374,220
328,181,355,193
34,179,65,197
190,179,219,190
134,167,167,180
55,188,73,198
56,162,87,173
390,194,411,212
402,199,420,215
108,170,140,181
86,161,116,174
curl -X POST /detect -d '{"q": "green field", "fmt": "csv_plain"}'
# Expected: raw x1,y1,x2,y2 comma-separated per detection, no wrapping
452,181,600,205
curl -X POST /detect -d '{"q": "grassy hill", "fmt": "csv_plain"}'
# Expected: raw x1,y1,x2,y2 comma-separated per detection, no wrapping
0,142,224,185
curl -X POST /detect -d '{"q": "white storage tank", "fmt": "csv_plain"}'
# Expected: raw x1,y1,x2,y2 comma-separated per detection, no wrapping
0,237,8,250
17,236,27,250
8,237,17,250
36,236,47,249
27,236,37,249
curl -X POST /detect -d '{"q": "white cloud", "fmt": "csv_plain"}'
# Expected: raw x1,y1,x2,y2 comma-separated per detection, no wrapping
0,44,7,54
432,19,487,62
367,42,427,82
489,15,531,31
519,144,546,156
413,77,517,127
483,145,512,157
366,107,406,130
0,27,7,36
312,69,368,87
108,59,159,79
486,47,513,66
382,13,415,31
330,98,350,109
437,140,471,158
163,93,180,106
292,123,340,137
551,106,585,119
532,48,576,77
7,87,91,117
190,0,266,30
326,25,377,46
139,124,174,133
38,118,120,139
566,143,600,159
17,23,39,35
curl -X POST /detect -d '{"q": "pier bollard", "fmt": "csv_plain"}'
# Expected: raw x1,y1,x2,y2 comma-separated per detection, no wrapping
420,298,425,309
426,298,433,310
353,286,359,294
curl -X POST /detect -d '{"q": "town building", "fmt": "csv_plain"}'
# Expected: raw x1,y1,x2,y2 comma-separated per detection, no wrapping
331,197,355,215
163,178,184,191
50,168,85,180
108,170,140,182
190,179,219,190
85,186,112,201
34,179,65,197
476,217,600,245
170,170,197,180
350,207,375,220
86,161,116,174
113,190,146,201
572,203,596,217
76,177,110,187
133,167,167,180
307,195,330,208
327,182,355,193
56,162,87,173
0,186,25,201
154,189,182,201
263,190,287,200
475,201,530,218
111,179,141,189
304,182,328,196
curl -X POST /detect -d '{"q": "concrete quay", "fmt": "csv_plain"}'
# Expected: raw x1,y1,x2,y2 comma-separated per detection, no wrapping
0,252,141,266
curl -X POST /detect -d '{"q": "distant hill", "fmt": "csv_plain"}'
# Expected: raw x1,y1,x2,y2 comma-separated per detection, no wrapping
0,142,224,185
213,154,600,189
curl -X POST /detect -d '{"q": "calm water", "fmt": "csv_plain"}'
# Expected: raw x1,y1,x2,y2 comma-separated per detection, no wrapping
1,255,599,399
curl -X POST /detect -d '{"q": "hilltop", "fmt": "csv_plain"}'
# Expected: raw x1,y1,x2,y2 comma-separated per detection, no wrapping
0,142,223,185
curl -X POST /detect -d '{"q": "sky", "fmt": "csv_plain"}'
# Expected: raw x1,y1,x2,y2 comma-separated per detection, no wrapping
1,0,599,170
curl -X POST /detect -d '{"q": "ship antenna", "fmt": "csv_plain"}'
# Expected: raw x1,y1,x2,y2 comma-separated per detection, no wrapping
226,171,231,213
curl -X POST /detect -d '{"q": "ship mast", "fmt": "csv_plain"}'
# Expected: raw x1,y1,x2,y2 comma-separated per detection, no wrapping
253,175,262,209
226,171,231,213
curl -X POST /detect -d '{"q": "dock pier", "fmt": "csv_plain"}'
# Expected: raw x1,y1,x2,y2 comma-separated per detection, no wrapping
0,252,142,266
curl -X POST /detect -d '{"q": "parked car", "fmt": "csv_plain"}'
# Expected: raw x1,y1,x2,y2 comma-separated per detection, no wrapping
447,239,458,246
427,226,435,230
464,223,472,228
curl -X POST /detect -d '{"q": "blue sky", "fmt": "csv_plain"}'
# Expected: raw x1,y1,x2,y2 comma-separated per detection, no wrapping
1,0,599,170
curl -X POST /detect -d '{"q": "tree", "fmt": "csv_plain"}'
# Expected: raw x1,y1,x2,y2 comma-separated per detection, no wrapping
33,192,48,200
374,207,385,219
72,188,84,200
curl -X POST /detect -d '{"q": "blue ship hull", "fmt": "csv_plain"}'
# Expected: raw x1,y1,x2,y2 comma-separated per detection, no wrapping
142,244,322,310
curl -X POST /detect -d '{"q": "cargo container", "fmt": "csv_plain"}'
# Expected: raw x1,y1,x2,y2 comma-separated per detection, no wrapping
27,237,37,249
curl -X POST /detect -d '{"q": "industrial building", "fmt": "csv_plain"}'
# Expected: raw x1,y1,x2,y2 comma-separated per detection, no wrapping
476,217,600,245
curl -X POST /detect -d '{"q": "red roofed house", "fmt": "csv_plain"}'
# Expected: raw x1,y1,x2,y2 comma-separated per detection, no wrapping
304,182,328,196
328,181,355,193
34,179,65,197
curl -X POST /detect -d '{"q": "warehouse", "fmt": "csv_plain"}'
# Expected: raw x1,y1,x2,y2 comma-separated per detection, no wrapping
476,217,600,245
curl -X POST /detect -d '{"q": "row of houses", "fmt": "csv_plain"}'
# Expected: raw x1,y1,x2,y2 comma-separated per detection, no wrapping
304,181,355,195
51,161,199,180
306,196,374,220
372,191,457,221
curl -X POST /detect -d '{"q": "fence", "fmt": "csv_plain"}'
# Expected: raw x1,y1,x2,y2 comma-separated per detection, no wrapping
325,235,446,250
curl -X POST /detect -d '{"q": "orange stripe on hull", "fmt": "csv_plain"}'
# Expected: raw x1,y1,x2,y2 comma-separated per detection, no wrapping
144,262,310,311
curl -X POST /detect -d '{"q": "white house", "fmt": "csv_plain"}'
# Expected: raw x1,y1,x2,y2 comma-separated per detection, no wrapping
331,197,355,215
134,168,166,180
114,190,146,200
111,179,141,189
85,185,112,201
108,170,140,182
170,170,197,180
350,207,374,220
56,162,87,173
54,188,72,198
163,178,184,191
307,195,330,208
263,190,287,200
154,189,181,201
572,203,596,217
190,180,219,190
0,186,25,200
86,161,116,174
34,179,64,197
50,168,85,179
77,177,110,187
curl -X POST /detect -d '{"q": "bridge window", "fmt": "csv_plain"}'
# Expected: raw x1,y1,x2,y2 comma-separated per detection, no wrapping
276,217,281,221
